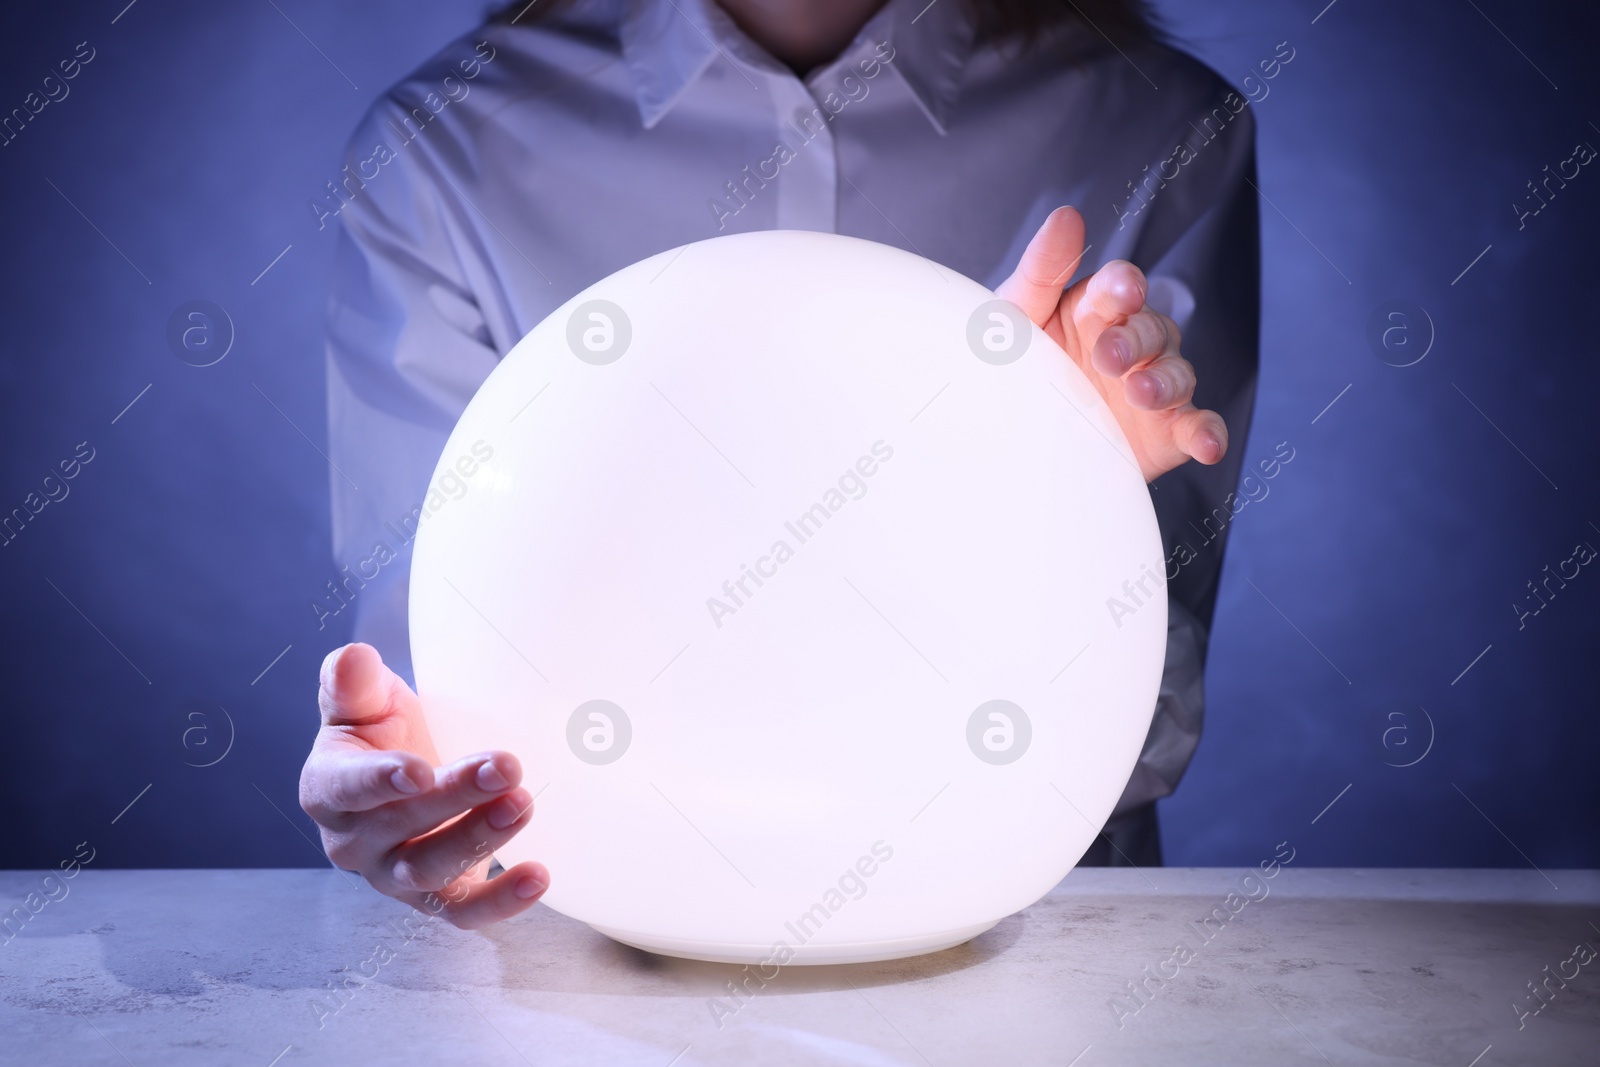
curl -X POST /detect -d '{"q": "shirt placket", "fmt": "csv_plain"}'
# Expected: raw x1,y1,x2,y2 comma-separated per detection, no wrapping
757,69,838,233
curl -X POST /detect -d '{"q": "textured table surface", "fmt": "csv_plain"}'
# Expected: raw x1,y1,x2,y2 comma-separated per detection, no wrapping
1,868,1595,1066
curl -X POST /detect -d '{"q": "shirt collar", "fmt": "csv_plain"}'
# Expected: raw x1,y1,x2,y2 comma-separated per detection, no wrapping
618,0,976,134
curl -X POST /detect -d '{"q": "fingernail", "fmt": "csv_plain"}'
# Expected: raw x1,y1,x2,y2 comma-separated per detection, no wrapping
513,874,547,899
1141,371,1164,405
476,758,509,792
390,766,422,795
1199,430,1221,458
1112,339,1131,371
488,789,531,830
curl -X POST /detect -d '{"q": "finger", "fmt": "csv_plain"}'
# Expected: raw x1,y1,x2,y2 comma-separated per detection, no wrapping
1123,352,1197,411
1173,407,1229,465
319,642,417,727
316,751,522,872
1091,308,1179,378
993,205,1088,326
301,745,434,823
1070,259,1147,342
368,750,524,845
382,788,535,894
1113,312,1194,409
430,861,551,931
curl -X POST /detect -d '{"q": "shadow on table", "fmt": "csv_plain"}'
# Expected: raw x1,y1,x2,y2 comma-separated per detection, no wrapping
473,909,1029,997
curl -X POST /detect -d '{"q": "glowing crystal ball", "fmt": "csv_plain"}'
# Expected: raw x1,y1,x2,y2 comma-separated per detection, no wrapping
411,230,1167,964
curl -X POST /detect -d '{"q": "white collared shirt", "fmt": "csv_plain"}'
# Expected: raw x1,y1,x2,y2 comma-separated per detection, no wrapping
323,0,1260,814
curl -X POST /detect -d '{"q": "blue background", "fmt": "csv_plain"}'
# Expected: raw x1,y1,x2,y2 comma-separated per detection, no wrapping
1,0,1596,872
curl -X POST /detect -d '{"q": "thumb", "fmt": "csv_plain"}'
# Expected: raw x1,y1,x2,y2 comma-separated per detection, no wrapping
993,205,1088,327
318,642,412,727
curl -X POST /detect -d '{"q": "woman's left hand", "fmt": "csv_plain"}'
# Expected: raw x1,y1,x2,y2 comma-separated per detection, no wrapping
995,205,1228,483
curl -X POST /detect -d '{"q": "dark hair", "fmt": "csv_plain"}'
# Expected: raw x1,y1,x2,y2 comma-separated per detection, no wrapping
488,0,1168,49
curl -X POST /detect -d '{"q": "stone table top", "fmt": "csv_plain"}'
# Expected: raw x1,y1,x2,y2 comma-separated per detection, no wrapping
1,867,1595,1065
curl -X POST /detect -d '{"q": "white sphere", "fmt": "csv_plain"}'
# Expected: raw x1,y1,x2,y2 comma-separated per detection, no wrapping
410,230,1167,964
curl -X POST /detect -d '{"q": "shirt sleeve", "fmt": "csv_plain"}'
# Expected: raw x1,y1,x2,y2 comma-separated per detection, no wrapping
323,100,502,690
1109,95,1262,817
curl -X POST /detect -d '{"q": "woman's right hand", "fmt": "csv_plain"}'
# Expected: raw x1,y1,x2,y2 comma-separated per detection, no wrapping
298,642,549,927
